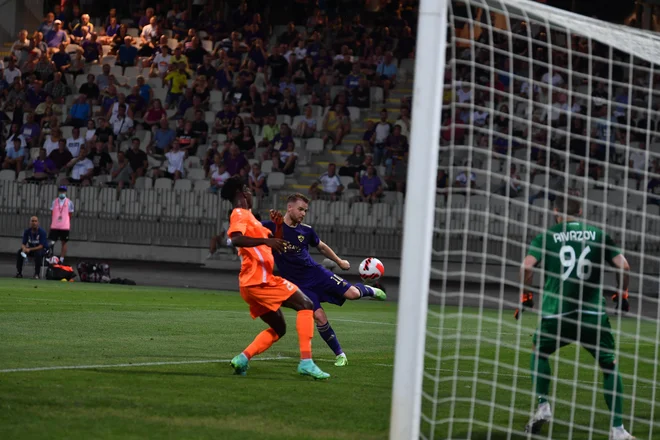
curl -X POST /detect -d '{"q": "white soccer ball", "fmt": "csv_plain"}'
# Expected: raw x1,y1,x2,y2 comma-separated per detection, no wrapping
359,257,385,281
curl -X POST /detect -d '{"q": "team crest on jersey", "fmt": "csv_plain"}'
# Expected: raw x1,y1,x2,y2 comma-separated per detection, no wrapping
297,235,305,242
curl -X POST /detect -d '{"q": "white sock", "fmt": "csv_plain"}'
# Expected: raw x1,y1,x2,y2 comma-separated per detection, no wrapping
59,257,64,263
613,425,625,431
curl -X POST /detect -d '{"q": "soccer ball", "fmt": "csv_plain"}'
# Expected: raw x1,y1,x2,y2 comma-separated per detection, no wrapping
359,257,385,281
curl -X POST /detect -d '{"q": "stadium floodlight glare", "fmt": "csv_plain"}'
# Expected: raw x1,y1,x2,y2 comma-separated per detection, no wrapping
391,0,660,439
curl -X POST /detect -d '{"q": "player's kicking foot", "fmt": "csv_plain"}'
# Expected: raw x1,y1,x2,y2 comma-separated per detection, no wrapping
15,273,22,278
524,402,552,435
230,353,249,376
610,426,635,440
334,353,348,367
297,359,330,380
372,287,387,301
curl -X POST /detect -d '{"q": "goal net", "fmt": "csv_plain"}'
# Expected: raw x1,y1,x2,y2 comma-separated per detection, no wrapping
404,0,660,438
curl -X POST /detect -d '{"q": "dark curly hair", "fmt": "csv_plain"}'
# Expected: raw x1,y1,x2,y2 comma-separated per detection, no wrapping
220,176,244,202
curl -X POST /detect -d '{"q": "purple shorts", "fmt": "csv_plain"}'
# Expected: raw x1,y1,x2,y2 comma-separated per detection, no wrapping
289,266,352,311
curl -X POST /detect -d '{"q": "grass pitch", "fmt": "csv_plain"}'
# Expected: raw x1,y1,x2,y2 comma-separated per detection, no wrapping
1,280,658,439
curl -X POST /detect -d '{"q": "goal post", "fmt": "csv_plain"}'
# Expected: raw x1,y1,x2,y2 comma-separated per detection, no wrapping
391,0,660,438
389,0,449,438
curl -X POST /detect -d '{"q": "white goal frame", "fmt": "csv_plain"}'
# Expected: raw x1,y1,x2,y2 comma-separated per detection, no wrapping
390,0,660,439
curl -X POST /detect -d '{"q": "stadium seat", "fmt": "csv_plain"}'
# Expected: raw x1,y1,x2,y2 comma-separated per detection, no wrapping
100,201,121,219
347,106,360,122
185,156,202,169
183,206,204,221
124,66,140,78
118,188,137,205
305,138,324,154
210,90,223,104
200,193,219,216
261,160,273,173
193,180,211,192
89,64,103,76
162,205,182,220
379,216,399,230
173,179,192,191
350,202,370,218
328,201,350,218
60,126,73,139
99,187,118,204
267,172,285,190
276,115,292,126
342,189,359,202
355,215,378,232
0,170,16,181
382,191,401,205
370,87,384,104
187,168,206,181
120,201,142,219
141,200,163,218
337,215,356,229
316,213,336,227
372,203,391,218
154,178,173,190
339,176,353,188
392,204,405,222
135,176,153,190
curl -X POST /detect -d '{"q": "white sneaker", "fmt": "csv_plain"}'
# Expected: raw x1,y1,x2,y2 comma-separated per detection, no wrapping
610,426,635,440
524,402,552,435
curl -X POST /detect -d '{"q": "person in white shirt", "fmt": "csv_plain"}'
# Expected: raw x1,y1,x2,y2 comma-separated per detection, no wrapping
455,164,477,190
4,58,22,85
11,30,30,68
309,163,343,200
373,109,391,166
629,143,649,190
541,71,564,87
150,46,171,78
141,17,158,44
456,81,473,104
109,105,134,141
68,146,94,186
209,162,231,193
66,127,84,157
248,162,267,198
163,140,185,180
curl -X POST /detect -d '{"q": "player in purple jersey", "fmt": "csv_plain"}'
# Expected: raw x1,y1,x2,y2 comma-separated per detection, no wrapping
262,193,386,367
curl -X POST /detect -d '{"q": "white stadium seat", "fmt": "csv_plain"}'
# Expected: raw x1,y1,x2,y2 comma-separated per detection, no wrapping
193,180,211,192
154,178,173,190
267,172,285,190
173,179,192,191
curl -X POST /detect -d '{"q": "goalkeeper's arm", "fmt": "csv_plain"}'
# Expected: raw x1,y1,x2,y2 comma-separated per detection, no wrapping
610,254,631,312
515,255,538,320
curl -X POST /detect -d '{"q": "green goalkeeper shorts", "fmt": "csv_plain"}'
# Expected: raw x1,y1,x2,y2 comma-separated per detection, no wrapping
533,311,617,364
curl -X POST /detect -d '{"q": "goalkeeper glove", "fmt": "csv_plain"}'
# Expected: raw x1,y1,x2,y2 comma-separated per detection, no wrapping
612,290,630,312
514,292,534,320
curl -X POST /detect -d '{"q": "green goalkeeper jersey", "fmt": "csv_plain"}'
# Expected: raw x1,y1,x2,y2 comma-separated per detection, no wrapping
527,221,621,318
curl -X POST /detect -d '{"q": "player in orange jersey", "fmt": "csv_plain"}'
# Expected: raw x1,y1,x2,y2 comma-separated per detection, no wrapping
221,176,330,380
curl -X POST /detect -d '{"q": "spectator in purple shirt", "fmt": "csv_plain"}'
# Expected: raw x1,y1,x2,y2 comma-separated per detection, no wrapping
20,113,41,148
26,81,47,111
45,20,68,49
222,143,249,178
360,165,384,203
27,148,57,182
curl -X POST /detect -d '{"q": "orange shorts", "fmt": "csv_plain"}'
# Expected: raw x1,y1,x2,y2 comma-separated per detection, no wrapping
240,276,298,319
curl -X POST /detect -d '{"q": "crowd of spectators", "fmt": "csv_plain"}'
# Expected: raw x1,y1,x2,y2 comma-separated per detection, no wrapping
440,8,660,206
0,0,419,202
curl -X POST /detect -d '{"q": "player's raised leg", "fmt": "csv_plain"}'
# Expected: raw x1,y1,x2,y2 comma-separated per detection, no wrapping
283,288,330,380
343,283,386,301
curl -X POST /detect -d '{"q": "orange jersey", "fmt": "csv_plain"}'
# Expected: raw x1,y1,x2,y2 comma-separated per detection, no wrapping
227,208,276,287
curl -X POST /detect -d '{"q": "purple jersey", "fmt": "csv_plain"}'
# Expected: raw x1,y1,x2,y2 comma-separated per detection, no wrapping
262,220,350,310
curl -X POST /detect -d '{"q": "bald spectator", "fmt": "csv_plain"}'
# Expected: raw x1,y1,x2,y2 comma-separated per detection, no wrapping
310,163,343,201
67,145,94,186
117,37,138,69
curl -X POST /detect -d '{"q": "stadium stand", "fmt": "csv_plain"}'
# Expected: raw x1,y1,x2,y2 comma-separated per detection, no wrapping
0,0,657,268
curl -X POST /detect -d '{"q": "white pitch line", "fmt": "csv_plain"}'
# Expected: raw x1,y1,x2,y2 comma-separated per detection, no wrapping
0,356,292,374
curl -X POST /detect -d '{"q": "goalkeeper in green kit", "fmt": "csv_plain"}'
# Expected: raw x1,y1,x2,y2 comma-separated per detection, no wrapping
516,191,634,440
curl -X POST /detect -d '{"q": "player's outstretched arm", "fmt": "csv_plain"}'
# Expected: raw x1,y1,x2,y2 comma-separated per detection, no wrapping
230,232,287,253
515,255,538,320
610,254,631,312
317,240,350,270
